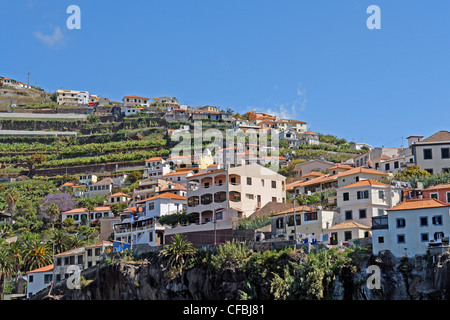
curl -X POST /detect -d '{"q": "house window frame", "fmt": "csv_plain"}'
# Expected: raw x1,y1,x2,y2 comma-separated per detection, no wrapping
419,216,428,227
421,233,429,242
430,192,439,200
396,218,406,228
397,234,406,244
423,148,433,160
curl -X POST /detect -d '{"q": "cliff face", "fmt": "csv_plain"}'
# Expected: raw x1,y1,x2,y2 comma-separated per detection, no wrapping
38,251,450,300
332,251,450,300
46,260,248,300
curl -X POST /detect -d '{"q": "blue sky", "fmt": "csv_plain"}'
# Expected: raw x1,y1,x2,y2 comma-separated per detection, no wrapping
1,0,450,148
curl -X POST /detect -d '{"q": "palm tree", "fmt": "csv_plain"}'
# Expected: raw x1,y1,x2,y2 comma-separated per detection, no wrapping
0,247,15,300
159,234,197,272
69,235,86,250
21,233,53,272
4,188,21,223
51,229,71,255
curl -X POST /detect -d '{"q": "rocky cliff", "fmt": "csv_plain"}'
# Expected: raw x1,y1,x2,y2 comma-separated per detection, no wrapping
35,250,450,300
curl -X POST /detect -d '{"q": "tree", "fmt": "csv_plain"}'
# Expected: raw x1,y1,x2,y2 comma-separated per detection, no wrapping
0,247,15,300
40,193,77,229
159,234,197,272
4,188,21,223
27,154,46,171
51,229,71,255
110,203,128,216
395,165,430,179
126,171,142,184
14,200,44,232
21,234,52,272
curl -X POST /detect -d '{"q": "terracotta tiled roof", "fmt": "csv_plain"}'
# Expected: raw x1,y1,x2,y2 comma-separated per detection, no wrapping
300,172,325,179
327,164,353,171
146,157,163,162
135,192,187,203
286,180,305,190
163,170,192,177
424,183,450,191
27,264,54,274
108,192,131,198
62,206,111,214
326,221,371,230
338,166,389,177
124,95,149,100
339,179,390,189
421,131,450,142
387,198,450,211
85,241,113,248
271,205,315,216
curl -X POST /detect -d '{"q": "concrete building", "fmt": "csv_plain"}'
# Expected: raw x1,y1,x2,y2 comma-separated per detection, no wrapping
135,192,187,218
336,179,403,227
411,131,450,174
372,198,450,257
26,264,54,299
122,95,149,107
56,90,86,106
144,157,172,179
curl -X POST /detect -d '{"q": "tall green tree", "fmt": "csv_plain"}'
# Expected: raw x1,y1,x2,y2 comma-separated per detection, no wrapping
0,247,15,300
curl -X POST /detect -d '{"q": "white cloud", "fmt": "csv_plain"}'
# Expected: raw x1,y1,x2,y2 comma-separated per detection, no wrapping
254,82,307,120
34,26,64,46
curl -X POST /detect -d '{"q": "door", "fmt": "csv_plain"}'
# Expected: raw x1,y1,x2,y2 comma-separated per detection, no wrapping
330,232,338,245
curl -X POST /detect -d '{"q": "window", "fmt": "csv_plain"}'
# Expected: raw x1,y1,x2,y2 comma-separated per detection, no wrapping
434,232,445,240
430,193,438,200
394,161,399,169
271,181,277,188
78,255,83,264
345,210,352,220
261,179,265,187
304,212,318,221
216,211,223,220
447,192,450,203
397,234,405,244
95,248,101,256
359,209,367,219
272,197,277,202
344,231,352,241
423,149,433,160
44,274,52,284
420,217,428,227
29,275,34,283
343,192,349,201
442,148,450,159
425,168,434,174
276,218,283,229
246,194,254,200
87,249,92,256
56,258,62,266
385,163,390,171
432,215,443,225
378,209,385,216
378,190,384,199
378,236,384,243
357,190,369,200
421,233,429,242
247,177,252,185
396,218,406,228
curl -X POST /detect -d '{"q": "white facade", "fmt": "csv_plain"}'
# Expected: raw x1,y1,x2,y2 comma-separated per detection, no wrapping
77,91,89,105
144,157,172,178
336,180,403,227
372,199,450,257
26,265,54,299
136,192,187,218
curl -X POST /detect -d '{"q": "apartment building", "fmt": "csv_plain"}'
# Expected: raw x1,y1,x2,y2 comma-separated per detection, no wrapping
271,205,338,241
113,216,164,247
372,198,450,257
336,179,403,227
53,241,112,282
411,131,450,174
122,95,150,107
276,119,307,133
26,264,54,299
143,157,171,179
56,89,88,106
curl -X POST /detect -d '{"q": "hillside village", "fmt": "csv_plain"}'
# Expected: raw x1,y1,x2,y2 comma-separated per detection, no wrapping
2,74,450,300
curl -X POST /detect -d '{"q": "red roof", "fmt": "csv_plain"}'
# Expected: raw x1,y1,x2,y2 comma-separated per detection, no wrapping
124,95,149,100
135,192,187,203
28,264,54,274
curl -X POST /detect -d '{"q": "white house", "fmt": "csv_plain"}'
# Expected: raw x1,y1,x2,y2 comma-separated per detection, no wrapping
144,157,172,179
135,192,187,218
372,198,450,257
26,264,54,299
411,131,450,175
61,206,112,225
107,192,132,205
336,179,403,227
